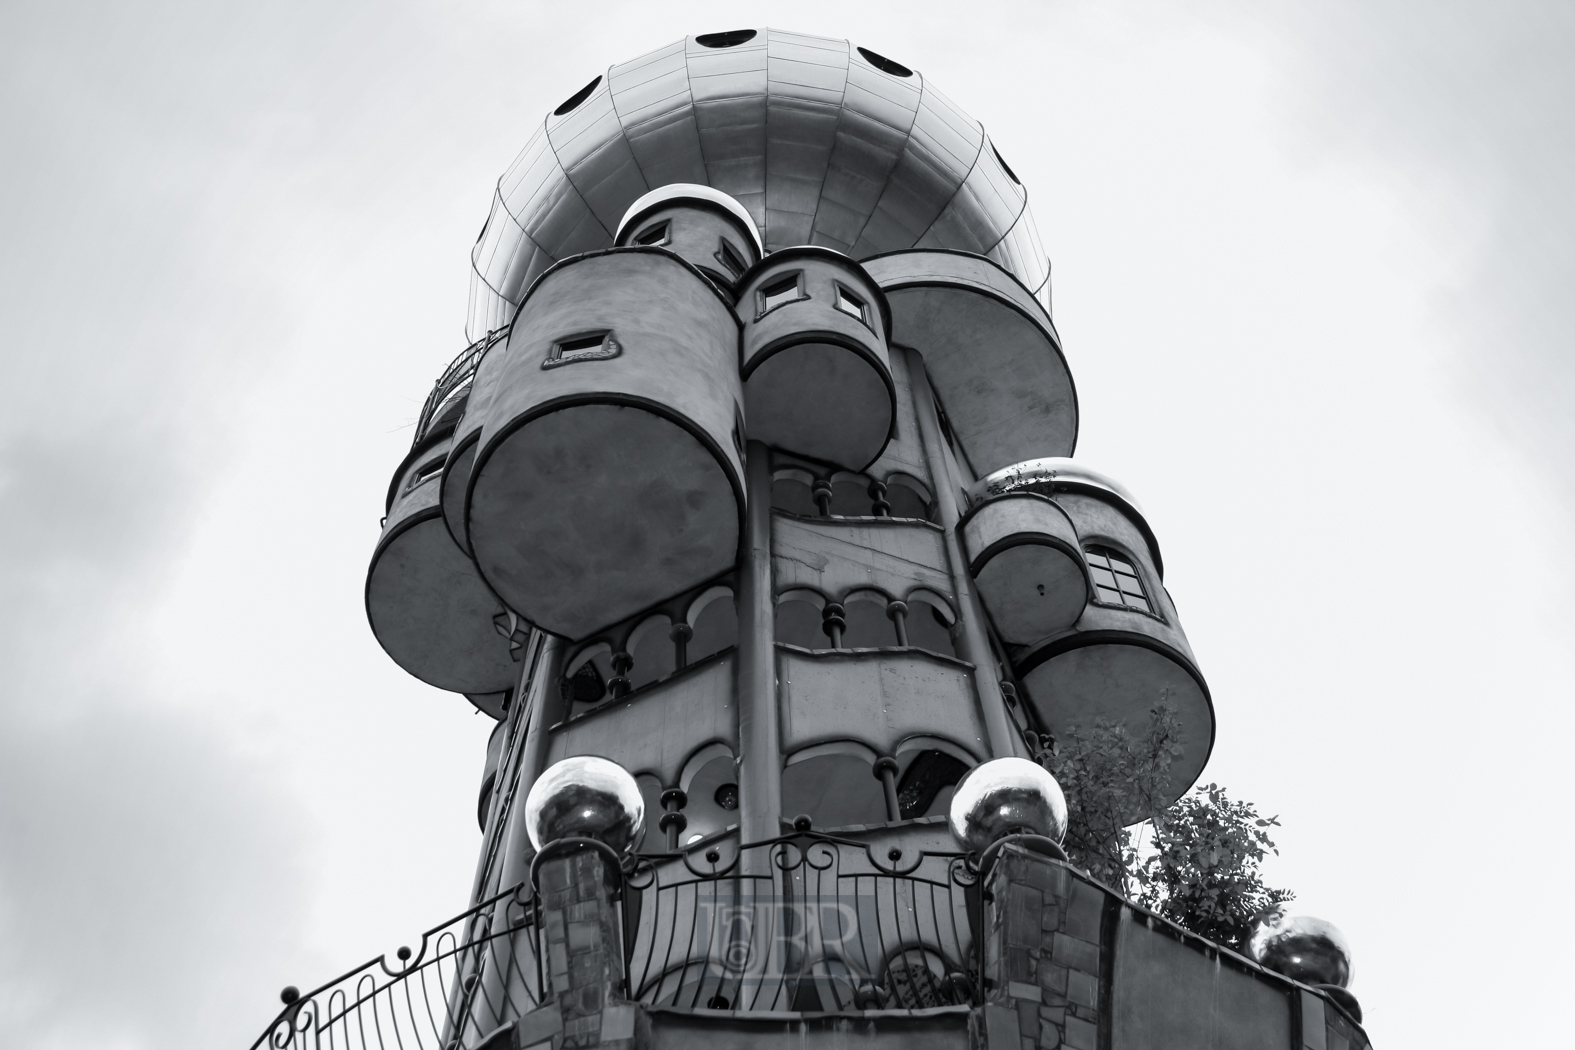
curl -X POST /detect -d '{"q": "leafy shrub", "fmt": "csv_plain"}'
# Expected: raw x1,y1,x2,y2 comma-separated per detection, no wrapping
1036,702,1293,949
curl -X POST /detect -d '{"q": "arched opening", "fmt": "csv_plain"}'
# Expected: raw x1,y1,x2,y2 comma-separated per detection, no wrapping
687,588,739,663
771,469,817,517
679,744,739,845
882,948,966,1009
563,642,613,711
774,591,825,650
627,613,676,691
829,472,874,516
781,743,886,829
842,590,896,649
894,739,973,820
885,473,933,522
905,592,957,658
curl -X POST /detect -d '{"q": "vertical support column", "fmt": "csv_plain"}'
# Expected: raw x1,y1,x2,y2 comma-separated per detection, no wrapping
531,849,637,1050
469,631,550,906
736,440,781,853
977,843,1106,1050
907,349,1018,759
470,636,564,1038
500,634,565,893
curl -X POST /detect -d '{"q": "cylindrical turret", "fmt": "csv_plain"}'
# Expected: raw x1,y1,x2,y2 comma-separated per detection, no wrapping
614,183,762,289
971,459,1214,811
736,247,895,471
365,428,520,695
466,248,745,641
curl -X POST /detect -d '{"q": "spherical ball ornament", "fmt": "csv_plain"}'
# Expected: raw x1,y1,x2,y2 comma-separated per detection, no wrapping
1247,906,1354,988
948,757,1068,853
524,755,645,855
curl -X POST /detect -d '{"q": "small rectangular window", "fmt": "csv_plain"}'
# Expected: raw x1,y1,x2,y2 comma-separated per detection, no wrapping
834,284,869,325
544,330,621,369
715,239,746,277
633,221,670,246
407,457,444,492
757,272,803,317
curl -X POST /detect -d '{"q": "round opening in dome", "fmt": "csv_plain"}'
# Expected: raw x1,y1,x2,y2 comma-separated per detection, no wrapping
993,144,1020,184
857,47,913,77
554,75,602,116
696,29,757,48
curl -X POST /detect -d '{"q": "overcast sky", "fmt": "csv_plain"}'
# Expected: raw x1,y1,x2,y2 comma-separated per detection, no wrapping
2,2,1571,1047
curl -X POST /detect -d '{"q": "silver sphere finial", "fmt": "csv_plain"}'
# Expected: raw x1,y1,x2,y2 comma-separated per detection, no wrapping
524,755,645,855
1246,906,1353,988
948,757,1068,853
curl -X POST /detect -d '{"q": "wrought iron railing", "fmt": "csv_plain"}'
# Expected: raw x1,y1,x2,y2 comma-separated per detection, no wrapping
253,828,978,1049
251,879,541,1050
624,827,977,1012
412,330,505,447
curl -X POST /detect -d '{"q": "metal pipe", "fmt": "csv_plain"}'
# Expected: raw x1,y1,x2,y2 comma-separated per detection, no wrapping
497,634,564,891
906,348,1018,760
736,440,782,854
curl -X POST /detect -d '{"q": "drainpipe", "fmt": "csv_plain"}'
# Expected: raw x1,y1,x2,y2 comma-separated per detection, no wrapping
736,440,782,860
907,349,1018,760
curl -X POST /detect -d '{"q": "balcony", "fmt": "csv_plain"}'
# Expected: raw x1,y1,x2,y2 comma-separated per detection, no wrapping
252,832,1369,1050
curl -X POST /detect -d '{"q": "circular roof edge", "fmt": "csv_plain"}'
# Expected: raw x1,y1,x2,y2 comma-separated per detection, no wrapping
616,183,763,256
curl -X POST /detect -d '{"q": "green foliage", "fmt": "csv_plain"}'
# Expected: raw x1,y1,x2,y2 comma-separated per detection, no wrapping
1041,700,1184,895
1038,703,1293,949
1137,783,1294,950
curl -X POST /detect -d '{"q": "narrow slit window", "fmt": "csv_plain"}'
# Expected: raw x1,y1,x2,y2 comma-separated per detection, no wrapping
1085,546,1154,615
715,239,746,277
757,273,803,317
834,284,869,325
633,220,670,246
544,331,620,369
407,457,444,492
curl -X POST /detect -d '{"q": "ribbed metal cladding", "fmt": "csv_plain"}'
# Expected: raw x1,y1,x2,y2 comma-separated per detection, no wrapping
468,28,1052,340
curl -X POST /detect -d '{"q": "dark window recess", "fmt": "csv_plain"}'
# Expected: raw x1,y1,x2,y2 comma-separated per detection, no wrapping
554,76,602,116
758,274,802,315
857,46,913,77
834,285,868,324
696,29,756,48
905,602,956,658
407,457,444,491
545,331,619,368
564,660,606,705
896,750,969,819
633,220,670,246
715,239,746,277
1085,546,1154,614
992,144,1020,184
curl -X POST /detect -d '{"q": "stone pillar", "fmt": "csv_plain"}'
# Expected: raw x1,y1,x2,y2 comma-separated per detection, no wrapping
975,843,1106,1050
480,847,638,1050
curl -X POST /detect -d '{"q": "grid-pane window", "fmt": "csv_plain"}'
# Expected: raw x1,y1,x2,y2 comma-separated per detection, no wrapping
1085,546,1153,614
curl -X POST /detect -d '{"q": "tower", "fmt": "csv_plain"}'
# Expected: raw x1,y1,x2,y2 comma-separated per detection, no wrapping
260,28,1369,1050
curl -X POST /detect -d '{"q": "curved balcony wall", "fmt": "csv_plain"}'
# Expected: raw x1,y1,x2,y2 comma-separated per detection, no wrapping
439,332,509,556
961,492,1089,644
971,460,1213,812
614,184,762,290
737,247,895,471
467,248,745,640
863,250,1076,476
365,430,521,695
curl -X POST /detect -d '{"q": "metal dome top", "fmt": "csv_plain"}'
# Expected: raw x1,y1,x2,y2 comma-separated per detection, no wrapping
468,28,1051,340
